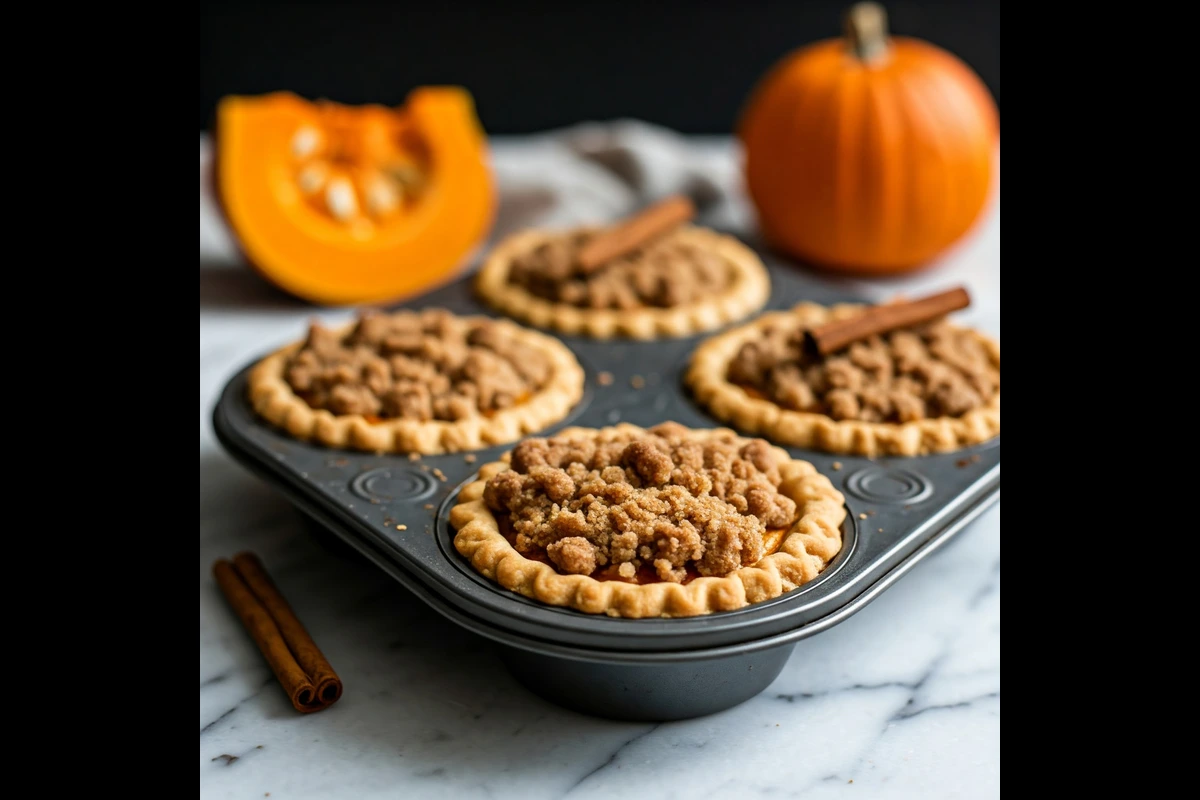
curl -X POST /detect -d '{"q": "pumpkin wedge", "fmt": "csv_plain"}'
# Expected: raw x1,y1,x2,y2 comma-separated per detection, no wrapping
216,88,495,305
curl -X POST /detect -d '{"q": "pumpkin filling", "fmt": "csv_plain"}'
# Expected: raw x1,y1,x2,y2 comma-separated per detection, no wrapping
506,228,734,310
284,309,551,421
728,318,999,423
481,422,798,584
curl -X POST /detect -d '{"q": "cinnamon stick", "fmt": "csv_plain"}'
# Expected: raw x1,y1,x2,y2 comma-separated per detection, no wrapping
577,194,695,272
231,552,344,707
804,287,971,356
211,553,342,712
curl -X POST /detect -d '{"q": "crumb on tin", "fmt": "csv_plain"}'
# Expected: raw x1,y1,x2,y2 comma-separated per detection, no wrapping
408,452,420,462
831,461,843,470
464,454,477,463
396,524,408,531
597,371,614,386
432,468,447,482
630,375,645,389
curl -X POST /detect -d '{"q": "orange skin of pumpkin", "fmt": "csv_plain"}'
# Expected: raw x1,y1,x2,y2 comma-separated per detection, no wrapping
739,37,999,274
215,88,495,305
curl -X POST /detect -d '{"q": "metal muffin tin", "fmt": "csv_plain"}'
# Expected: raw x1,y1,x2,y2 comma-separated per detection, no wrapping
212,251,1000,721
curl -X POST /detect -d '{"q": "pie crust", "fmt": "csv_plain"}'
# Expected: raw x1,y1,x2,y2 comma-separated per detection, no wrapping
449,423,846,618
247,312,585,454
474,225,771,339
687,302,1000,456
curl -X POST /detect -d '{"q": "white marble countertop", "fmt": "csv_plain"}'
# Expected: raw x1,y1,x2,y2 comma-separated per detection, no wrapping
200,129,999,799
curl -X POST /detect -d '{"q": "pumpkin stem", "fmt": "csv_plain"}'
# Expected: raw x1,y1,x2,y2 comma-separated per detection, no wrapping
845,2,890,64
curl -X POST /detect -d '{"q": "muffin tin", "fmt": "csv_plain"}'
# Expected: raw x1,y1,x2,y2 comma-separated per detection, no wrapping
212,249,1000,721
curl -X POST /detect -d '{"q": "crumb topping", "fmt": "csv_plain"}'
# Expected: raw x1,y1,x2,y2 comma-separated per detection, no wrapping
506,228,732,310
728,318,999,423
482,422,797,583
284,309,553,421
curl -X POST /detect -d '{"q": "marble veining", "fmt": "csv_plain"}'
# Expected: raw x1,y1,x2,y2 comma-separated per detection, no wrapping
200,130,999,799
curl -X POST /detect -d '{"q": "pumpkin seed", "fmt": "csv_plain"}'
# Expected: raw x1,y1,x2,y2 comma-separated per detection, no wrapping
385,163,424,192
365,175,401,217
325,177,358,221
297,163,328,194
291,126,321,158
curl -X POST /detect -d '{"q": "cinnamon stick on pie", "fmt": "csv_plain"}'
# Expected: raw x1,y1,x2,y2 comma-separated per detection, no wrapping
212,552,343,712
804,286,971,356
577,194,696,271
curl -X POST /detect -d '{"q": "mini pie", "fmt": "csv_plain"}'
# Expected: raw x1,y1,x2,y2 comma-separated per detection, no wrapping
474,224,771,339
450,422,846,618
248,308,585,454
687,302,1000,456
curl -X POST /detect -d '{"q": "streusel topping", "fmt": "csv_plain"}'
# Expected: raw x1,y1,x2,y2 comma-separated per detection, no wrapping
482,422,797,583
728,318,999,422
506,229,732,310
284,309,551,421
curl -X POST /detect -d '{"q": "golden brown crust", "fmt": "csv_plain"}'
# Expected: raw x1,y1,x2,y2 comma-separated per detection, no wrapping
247,314,585,454
474,225,771,340
687,303,1001,456
450,423,846,618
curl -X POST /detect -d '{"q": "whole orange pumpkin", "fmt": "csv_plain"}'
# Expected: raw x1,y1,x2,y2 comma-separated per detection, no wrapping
739,2,999,274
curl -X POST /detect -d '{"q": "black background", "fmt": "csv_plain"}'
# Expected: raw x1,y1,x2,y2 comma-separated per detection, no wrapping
200,0,999,134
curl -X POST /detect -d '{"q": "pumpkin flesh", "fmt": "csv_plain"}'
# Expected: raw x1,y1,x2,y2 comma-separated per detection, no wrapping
216,88,494,305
